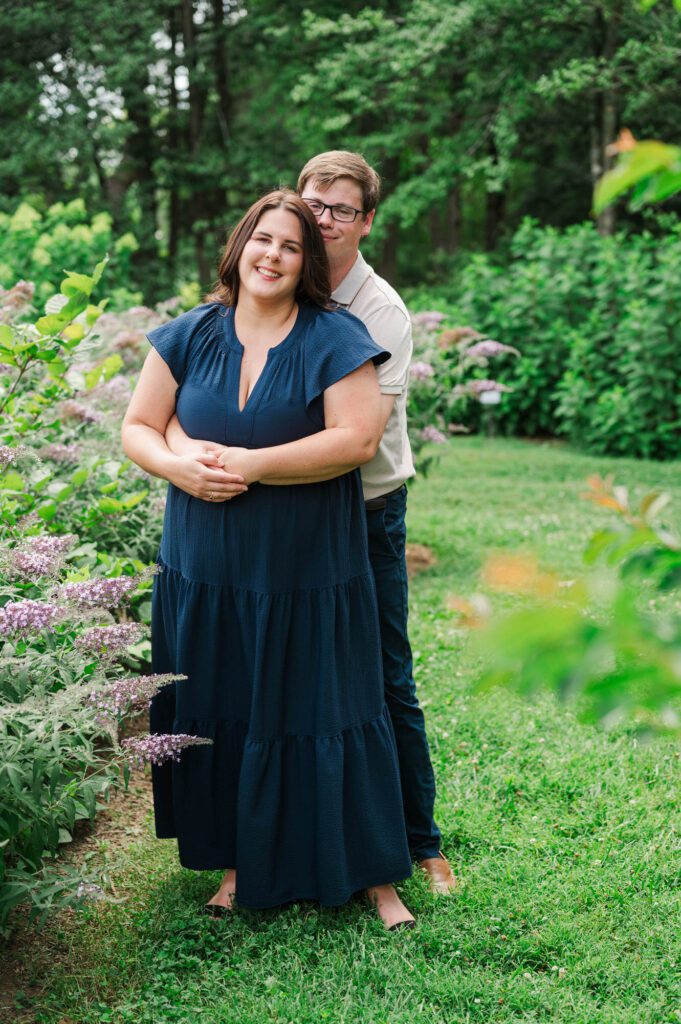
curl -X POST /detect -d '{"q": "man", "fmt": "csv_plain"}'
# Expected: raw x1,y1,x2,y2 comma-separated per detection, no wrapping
296,151,455,893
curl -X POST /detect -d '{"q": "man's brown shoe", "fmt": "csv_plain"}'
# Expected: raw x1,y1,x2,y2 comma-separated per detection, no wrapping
417,852,457,894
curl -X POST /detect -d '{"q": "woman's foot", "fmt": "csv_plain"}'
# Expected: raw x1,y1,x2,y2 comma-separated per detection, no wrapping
204,868,236,916
366,885,415,931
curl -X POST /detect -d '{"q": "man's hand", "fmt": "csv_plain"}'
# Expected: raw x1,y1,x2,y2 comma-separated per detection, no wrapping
166,452,248,502
216,447,264,485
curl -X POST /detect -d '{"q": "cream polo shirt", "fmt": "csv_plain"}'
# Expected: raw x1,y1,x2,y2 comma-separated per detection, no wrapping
332,252,415,501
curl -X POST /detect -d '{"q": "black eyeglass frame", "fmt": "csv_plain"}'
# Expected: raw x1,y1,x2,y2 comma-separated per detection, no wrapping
301,197,366,223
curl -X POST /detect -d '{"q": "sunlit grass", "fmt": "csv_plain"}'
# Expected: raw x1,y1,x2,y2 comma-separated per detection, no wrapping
23,438,681,1024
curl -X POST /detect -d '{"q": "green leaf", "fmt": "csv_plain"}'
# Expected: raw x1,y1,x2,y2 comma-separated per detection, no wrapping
594,141,681,213
0,325,13,346
62,323,85,343
98,496,123,514
0,469,24,491
121,490,148,510
60,272,94,298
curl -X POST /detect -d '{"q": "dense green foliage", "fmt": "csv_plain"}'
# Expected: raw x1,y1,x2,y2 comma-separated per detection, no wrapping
0,199,141,308
7,440,680,1024
2,0,681,296
416,218,681,457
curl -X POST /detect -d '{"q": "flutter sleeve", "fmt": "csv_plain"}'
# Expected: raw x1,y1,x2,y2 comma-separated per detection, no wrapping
303,307,390,409
146,303,220,386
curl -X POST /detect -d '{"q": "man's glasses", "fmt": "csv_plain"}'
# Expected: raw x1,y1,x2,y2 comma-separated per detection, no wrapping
301,198,365,223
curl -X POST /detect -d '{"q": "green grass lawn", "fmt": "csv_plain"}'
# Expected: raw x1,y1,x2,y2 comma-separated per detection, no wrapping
17,439,681,1023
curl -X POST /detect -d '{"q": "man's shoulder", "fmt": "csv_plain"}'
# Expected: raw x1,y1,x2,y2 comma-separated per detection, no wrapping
352,262,410,327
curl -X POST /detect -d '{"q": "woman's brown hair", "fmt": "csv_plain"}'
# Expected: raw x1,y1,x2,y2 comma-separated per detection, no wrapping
205,189,332,308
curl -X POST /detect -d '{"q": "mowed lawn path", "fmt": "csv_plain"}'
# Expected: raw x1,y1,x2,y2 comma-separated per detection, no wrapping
18,440,681,1023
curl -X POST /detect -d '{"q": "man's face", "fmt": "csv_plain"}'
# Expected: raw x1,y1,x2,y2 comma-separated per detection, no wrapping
299,177,375,269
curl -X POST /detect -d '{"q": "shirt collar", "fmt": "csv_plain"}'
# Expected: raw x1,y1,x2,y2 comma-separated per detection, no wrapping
331,251,371,307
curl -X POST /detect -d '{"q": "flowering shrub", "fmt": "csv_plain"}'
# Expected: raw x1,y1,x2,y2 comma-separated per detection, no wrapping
411,219,681,457
0,268,204,932
407,311,520,472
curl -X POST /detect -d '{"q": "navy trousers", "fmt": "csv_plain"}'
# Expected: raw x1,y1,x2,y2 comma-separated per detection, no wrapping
365,484,441,861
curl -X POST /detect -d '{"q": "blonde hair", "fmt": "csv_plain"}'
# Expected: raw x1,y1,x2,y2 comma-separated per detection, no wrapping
297,151,381,213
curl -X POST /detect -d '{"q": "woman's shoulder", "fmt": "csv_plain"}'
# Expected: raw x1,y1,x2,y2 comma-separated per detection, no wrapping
303,303,373,344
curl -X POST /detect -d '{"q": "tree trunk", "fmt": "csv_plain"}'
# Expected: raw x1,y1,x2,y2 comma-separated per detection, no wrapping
120,70,162,301
168,6,181,286
593,6,619,237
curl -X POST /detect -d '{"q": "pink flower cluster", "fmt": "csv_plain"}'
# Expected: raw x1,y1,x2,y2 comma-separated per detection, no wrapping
76,622,145,658
121,733,213,769
59,400,104,425
420,425,447,444
0,444,31,466
409,361,435,381
11,533,76,578
0,599,60,637
39,443,80,465
468,379,512,396
411,311,446,331
89,673,186,725
61,575,139,609
464,340,520,360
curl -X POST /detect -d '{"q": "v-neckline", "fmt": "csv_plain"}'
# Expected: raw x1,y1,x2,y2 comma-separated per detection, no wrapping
221,305,303,414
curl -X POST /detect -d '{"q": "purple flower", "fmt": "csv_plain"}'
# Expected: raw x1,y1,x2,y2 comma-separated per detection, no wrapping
0,444,32,466
0,599,61,637
468,379,512,396
420,425,447,444
464,340,520,360
121,733,213,769
411,311,446,330
409,361,435,381
61,575,139,609
89,375,131,407
88,673,186,725
76,622,145,658
39,443,81,465
59,400,104,425
11,533,76,578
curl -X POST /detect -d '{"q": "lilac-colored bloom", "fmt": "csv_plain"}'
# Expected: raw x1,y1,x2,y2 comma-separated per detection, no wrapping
89,673,186,725
420,425,448,444
0,599,60,636
76,622,145,658
89,375,131,407
11,533,76,578
59,399,104,425
39,443,81,465
464,340,520,360
61,575,139,609
468,379,512,396
0,444,32,466
411,311,446,330
409,361,435,381
122,733,213,768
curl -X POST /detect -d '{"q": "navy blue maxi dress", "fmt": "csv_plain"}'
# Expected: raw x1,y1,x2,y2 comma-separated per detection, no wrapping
147,301,412,909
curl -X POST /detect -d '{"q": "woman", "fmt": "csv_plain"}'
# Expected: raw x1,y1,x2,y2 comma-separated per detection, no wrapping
121,190,414,929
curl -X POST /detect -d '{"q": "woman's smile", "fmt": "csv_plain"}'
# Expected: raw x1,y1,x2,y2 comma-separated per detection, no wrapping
239,208,304,300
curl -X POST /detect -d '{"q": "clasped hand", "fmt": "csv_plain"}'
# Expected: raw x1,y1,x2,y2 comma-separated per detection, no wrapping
169,442,260,503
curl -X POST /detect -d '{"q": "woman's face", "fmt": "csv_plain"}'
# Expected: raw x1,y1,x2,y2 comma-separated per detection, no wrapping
238,207,304,303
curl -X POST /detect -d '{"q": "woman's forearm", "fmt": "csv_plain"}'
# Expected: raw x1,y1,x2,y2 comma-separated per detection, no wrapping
122,422,177,480
223,426,378,486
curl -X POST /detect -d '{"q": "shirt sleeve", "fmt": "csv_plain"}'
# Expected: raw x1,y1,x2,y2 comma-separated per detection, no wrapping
146,303,220,386
360,304,413,395
304,309,390,409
